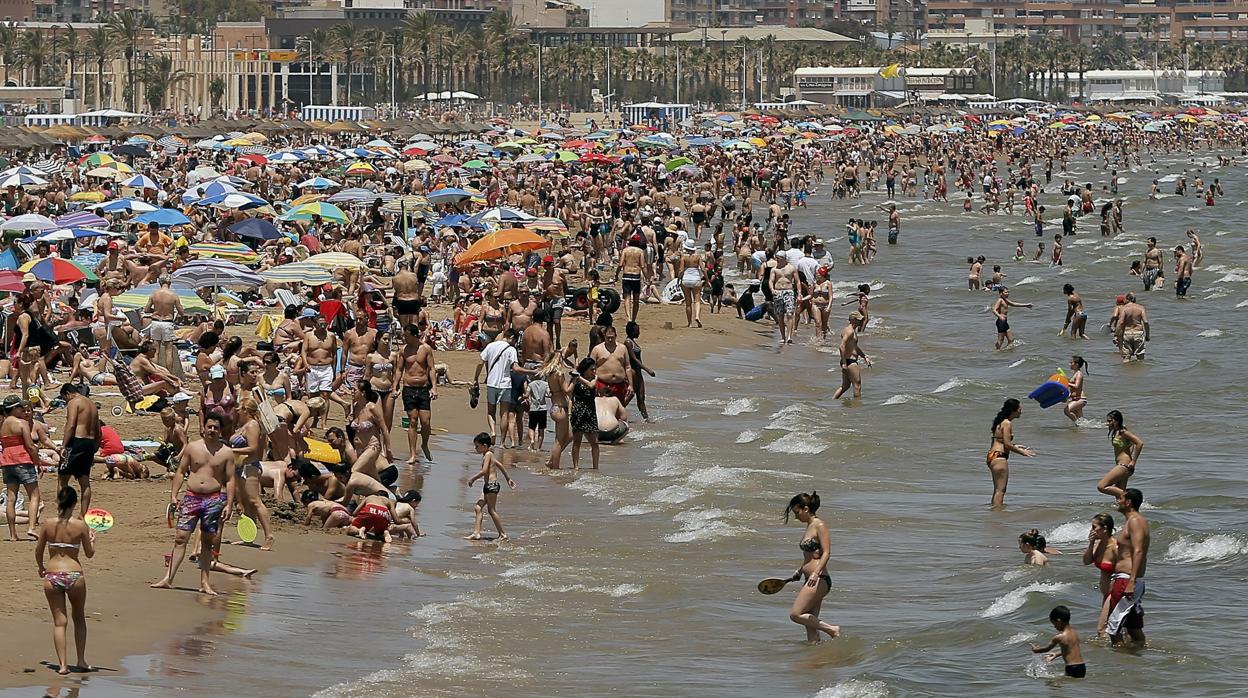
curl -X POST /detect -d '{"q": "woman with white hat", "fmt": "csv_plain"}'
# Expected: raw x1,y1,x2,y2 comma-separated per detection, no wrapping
677,238,704,328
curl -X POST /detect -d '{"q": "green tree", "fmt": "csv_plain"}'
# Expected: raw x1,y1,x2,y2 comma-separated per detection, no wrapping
54,25,81,96
85,25,117,109
209,75,225,109
484,10,519,103
403,12,440,99
0,25,19,85
140,54,191,112
331,22,363,104
107,11,144,111
21,30,60,86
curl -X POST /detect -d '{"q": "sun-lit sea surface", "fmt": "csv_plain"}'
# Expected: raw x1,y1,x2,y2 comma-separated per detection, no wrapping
25,151,1248,697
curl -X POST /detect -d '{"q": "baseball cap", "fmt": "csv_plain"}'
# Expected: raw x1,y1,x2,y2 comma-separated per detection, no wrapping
208,365,226,379
107,240,119,250
301,307,318,318
1,394,25,410
542,255,554,264
169,391,193,403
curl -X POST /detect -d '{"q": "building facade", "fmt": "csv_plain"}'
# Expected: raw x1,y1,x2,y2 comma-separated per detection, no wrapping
668,0,828,27
795,65,976,106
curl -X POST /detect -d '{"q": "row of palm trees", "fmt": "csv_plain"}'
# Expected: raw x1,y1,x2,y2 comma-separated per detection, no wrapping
0,13,194,113
5,9,1248,113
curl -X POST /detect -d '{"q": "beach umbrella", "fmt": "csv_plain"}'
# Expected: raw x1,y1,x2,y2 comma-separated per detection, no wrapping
182,180,238,204
24,227,114,243
94,198,156,214
56,211,109,228
268,151,307,164
514,153,546,164
469,207,534,225
426,187,472,204
327,188,391,205
432,213,470,229
298,177,339,190
133,209,191,227
18,257,96,283
260,261,333,285
156,135,188,150
228,218,281,241
83,135,108,145
462,159,490,170
236,153,268,166
79,152,115,168
403,159,431,172
120,174,159,190
188,241,259,264
454,228,550,268
345,161,376,176
114,283,209,313
173,258,264,289
306,251,365,271
113,144,149,159
198,192,269,210
523,217,568,236
0,172,47,188
2,165,44,176
281,201,348,224
289,193,325,207
381,195,430,214
85,166,125,180
31,159,64,176
430,154,460,165
663,156,692,172
1,213,57,232
68,191,106,203
0,270,27,292
186,166,222,185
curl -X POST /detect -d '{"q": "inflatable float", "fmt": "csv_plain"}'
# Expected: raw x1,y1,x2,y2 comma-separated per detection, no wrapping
1028,368,1071,409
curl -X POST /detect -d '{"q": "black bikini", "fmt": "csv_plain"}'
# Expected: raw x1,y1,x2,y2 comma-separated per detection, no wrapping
799,538,832,589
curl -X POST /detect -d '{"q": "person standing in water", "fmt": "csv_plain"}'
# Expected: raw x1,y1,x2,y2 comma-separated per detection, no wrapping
465,432,516,541
1059,284,1088,339
831,312,871,400
1174,245,1193,298
986,398,1036,509
992,288,1033,350
1030,606,1086,678
1063,356,1088,423
1097,410,1143,499
781,492,840,643
1105,488,1149,646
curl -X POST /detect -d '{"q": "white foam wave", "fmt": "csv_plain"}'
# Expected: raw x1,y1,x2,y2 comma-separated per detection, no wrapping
723,397,760,416
1045,520,1091,545
1014,276,1044,286
1216,273,1248,283
1237,299,1248,308
813,680,890,698
736,429,761,444
1007,632,1038,644
765,403,822,431
980,582,1073,618
500,562,645,597
649,441,695,476
1024,656,1064,679
664,508,756,543
1197,329,1224,338
1164,534,1247,563
1002,568,1032,583
763,432,829,455
883,393,918,405
932,377,1000,394
646,484,700,504
614,504,660,516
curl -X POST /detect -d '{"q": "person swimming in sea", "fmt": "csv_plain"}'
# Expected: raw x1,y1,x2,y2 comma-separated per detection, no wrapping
1019,529,1049,565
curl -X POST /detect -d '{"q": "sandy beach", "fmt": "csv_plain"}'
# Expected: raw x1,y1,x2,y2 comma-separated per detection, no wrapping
0,296,760,689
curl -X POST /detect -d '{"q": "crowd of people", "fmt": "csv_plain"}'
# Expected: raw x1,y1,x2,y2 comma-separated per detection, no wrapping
0,102,1235,679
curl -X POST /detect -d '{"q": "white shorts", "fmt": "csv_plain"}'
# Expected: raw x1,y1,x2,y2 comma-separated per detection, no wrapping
306,364,335,393
149,320,176,342
1105,573,1145,636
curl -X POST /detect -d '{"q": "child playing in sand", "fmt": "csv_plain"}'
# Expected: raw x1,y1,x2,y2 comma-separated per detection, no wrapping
1030,605,1085,678
392,489,423,538
301,490,352,530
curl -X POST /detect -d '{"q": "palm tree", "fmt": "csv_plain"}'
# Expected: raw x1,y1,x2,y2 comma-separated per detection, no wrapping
299,28,332,106
359,30,384,102
331,22,363,104
54,25,82,96
209,76,225,109
384,27,407,102
85,25,116,109
108,11,144,111
484,10,519,103
140,54,191,112
0,25,19,85
403,11,440,99
21,30,60,86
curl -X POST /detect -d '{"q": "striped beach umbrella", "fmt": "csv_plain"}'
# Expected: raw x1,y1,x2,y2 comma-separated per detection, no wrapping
18,257,96,283
0,172,48,188
188,241,259,264
281,202,348,224
260,261,333,285
114,283,209,313
173,258,264,289
305,252,365,270
1,213,57,231
31,158,64,175
121,174,160,190
56,212,108,229
93,198,156,214
156,135,188,150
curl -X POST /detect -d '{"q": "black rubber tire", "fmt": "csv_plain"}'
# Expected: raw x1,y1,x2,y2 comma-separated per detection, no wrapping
596,287,621,314
568,287,591,311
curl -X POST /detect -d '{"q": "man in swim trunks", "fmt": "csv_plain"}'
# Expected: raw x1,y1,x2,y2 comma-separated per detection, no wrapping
992,287,1033,350
399,322,438,464
151,411,235,596
143,274,185,378
595,395,630,444
615,236,649,323
1142,237,1164,291
589,325,634,406
302,314,345,422
1174,245,1193,298
58,383,100,517
831,312,871,399
540,256,568,349
1115,293,1149,362
347,492,398,541
1105,488,1149,646
392,257,423,325
767,251,801,344
336,314,376,394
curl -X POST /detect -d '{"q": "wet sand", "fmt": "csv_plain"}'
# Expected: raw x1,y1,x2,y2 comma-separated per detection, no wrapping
0,298,760,689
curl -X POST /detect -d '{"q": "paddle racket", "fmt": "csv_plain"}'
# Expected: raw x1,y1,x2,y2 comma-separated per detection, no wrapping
236,515,258,544
84,508,114,533
757,577,792,595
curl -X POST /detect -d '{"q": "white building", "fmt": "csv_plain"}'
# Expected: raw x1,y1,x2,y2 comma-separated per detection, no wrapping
794,66,976,107
925,19,1029,49
1032,69,1226,102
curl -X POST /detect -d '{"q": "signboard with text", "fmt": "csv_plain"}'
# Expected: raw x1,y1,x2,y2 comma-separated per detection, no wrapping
232,50,298,62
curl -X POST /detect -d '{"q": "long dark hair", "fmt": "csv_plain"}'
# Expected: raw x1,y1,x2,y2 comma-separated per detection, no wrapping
1072,355,1088,373
782,491,820,523
1019,528,1047,551
1092,512,1114,534
992,399,1020,434
1106,409,1124,436
57,486,77,517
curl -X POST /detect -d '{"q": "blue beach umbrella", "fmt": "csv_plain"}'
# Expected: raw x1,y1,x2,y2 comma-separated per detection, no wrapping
133,209,191,226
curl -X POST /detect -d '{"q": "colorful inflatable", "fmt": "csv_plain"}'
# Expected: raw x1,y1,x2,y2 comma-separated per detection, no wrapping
1028,368,1071,409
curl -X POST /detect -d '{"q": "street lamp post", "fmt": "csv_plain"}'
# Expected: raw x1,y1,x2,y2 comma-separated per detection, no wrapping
720,30,727,101
296,37,313,108
389,43,396,116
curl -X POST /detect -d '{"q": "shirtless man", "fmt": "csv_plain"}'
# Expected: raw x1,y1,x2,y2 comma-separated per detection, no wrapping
595,395,630,444
1116,292,1150,362
336,315,376,396
508,286,538,333
831,312,871,399
540,256,568,349
392,257,423,326
993,287,1033,350
497,262,519,305
1142,237,1164,291
1174,245,1193,298
1105,488,1149,646
1060,284,1088,339
131,340,183,395
345,492,398,542
271,305,305,357
151,411,235,596
397,322,437,464
615,236,649,323
143,274,185,377
58,384,100,517
301,314,344,423
266,386,311,461
766,252,801,344
589,325,634,406
93,279,126,358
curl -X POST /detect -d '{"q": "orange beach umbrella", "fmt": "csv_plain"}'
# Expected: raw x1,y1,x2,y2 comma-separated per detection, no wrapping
454,228,549,268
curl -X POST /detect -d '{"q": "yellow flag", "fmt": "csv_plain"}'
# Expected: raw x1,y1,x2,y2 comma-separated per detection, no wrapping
879,63,901,79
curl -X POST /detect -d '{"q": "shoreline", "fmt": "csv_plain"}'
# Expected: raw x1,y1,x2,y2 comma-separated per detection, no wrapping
0,300,763,690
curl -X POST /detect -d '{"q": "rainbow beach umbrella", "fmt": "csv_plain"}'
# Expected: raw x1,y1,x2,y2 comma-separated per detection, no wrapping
188,241,259,264
18,257,97,284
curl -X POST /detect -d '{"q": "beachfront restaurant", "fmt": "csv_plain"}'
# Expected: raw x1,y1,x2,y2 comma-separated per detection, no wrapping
299,105,378,122
621,102,691,129
794,67,977,108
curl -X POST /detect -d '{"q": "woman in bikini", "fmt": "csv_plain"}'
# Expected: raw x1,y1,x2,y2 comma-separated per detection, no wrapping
1097,410,1143,499
537,350,573,470
229,397,274,551
479,291,505,345
68,346,115,387
987,398,1036,509
623,322,657,422
363,330,398,438
1082,512,1119,635
348,383,391,476
259,351,291,396
35,486,95,675
465,432,516,541
201,364,237,435
1063,356,1088,423
810,267,835,340
677,239,704,328
782,491,840,642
